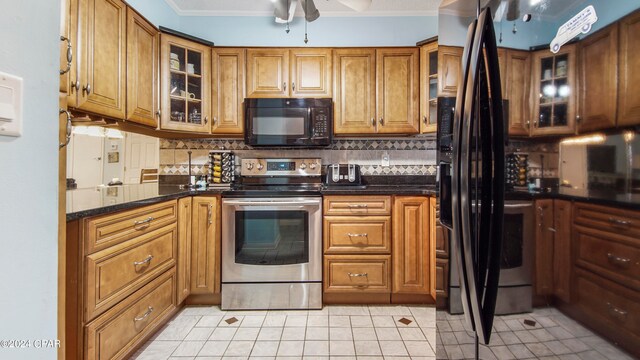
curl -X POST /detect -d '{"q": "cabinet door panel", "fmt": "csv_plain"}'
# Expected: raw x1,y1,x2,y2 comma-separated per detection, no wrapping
191,197,220,295
553,200,572,303
618,11,640,127
291,49,332,98
377,48,420,134
246,49,289,97
177,197,192,303
420,42,438,133
437,46,462,97
212,48,245,135
333,49,377,134
506,50,531,136
535,199,554,295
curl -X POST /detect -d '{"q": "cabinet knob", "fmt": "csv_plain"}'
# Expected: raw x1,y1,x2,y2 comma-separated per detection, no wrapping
576,115,582,123
82,83,91,95
379,117,384,126
156,109,161,118
283,82,287,92
213,116,217,124
423,115,427,124
204,116,209,124
371,118,375,126
292,82,296,92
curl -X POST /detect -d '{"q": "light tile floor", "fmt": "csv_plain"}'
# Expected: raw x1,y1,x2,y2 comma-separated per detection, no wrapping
435,308,635,360
132,305,437,360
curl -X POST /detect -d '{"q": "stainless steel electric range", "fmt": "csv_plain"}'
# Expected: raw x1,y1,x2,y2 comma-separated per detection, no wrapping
221,158,323,310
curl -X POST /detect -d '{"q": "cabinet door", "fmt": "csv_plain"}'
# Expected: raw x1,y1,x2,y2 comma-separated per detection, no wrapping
191,197,220,295
246,49,289,98
618,11,640,127
535,199,554,295
531,45,576,136
160,34,211,133
578,24,618,132
177,197,192,303
506,50,531,136
76,0,127,119
392,196,432,297
376,48,420,134
553,200,572,303
437,46,462,97
420,42,438,133
126,8,158,127
211,48,245,136
291,48,332,98
333,49,377,134
66,0,80,106
60,0,71,94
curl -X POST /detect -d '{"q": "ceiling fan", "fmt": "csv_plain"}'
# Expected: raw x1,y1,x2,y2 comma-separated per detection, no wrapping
272,0,373,23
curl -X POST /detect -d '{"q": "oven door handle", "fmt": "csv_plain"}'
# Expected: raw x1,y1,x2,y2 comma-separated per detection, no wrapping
504,203,533,209
224,200,321,206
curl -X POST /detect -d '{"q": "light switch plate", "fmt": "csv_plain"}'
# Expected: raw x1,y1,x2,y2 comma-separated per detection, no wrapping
381,151,390,167
0,71,23,137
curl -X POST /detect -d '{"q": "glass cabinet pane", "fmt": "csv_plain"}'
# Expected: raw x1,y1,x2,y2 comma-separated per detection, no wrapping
539,106,552,127
555,104,568,126
170,99,185,122
187,50,202,76
554,54,568,78
429,50,438,75
169,45,185,72
429,102,437,125
188,77,202,100
187,102,202,125
540,57,553,80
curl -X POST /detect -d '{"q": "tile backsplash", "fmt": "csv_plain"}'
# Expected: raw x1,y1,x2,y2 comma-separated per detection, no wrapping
508,139,559,179
159,138,437,177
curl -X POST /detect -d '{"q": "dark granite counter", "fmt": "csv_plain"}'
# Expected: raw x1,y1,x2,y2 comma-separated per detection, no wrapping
523,187,640,210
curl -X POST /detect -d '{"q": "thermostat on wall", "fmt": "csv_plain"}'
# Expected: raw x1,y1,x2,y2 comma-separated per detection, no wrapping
0,71,23,137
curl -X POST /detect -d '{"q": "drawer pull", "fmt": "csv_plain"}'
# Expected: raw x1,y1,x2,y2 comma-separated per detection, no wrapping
347,272,368,277
608,217,631,228
133,255,153,266
347,233,368,238
607,253,631,269
606,302,628,322
133,217,154,229
348,204,368,208
134,306,154,322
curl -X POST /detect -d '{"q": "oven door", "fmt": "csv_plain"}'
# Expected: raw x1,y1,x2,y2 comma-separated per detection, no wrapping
221,197,322,282
499,201,534,286
245,106,311,146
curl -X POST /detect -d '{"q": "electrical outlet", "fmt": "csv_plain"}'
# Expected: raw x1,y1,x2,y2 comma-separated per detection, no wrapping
381,151,390,167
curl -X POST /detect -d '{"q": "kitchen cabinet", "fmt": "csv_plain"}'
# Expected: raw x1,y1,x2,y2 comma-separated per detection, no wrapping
59,0,74,94
211,48,245,135
177,197,192,304
617,10,640,127
392,196,434,302
431,197,449,308
505,49,531,136
553,200,572,303
246,48,332,98
420,42,438,133
160,34,211,133
530,45,577,136
578,24,618,133
190,196,220,295
126,8,159,127
534,199,554,295
437,46,463,97
74,0,127,119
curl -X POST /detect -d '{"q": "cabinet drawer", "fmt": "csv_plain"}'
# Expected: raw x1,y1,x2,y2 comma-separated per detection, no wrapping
435,258,449,297
324,216,391,254
85,269,177,360
574,202,640,240
323,196,391,216
575,225,639,291
324,255,390,293
85,200,178,254
576,269,640,351
85,224,177,321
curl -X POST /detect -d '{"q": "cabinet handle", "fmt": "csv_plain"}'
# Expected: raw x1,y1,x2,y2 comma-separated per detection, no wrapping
606,302,628,322
59,109,72,149
204,116,209,125
72,80,80,92
82,83,91,95
156,109,161,118
547,227,556,233
208,204,213,225
213,116,217,125
133,216,154,229
537,206,544,227
379,117,384,126
607,253,631,269
371,118,375,126
608,217,631,228
576,115,582,124
133,255,153,266
283,82,287,92
348,204,368,208
134,306,154,322
423,115,427,124
292,82,295,91
60,35,73,75
347,233,368,237
347,272,368,277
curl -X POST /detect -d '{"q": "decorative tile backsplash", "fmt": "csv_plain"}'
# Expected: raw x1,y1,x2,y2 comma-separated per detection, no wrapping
508,140,559,179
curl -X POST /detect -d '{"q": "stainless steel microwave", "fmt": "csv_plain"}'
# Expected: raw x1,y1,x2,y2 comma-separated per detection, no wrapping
244,98,332,147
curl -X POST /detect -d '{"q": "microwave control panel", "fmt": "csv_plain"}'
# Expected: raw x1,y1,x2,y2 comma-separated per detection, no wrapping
312,108,330,138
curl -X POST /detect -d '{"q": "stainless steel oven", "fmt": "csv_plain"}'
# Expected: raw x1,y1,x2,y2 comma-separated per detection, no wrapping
221,196,323,310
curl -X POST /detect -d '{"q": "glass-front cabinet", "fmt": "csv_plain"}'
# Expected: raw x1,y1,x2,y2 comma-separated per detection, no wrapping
420,41,438,133
160,34,211,133
531,44,576,136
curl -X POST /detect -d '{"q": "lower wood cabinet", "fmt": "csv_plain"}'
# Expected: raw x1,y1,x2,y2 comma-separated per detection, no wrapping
190,196,220,296
552,200,572,303
177,197,192,303
431,197,449,308
534,199,554,296
324,255,391,293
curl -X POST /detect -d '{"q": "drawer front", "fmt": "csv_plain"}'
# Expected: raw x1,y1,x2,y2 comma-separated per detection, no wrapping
85,269,177,360
323,196,391,216
435,258,449,297
324,216,391,254
574,202,640,240
85,200,178,254
576,269,640,350
85,224,177,321
575,225,639,291
324,255,390,293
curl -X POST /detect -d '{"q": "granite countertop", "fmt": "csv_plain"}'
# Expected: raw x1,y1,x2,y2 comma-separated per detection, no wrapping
531,187,640,210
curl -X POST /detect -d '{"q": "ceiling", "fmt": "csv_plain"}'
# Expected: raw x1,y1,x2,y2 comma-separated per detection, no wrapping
164,0,441,16
439,0,585,20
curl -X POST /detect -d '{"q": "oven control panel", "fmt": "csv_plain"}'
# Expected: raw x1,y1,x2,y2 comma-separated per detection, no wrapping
241,158,322,177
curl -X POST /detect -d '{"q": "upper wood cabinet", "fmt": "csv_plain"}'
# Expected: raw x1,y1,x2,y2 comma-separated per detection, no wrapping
60,0,74,94
553,200,572,303
75,0,127,119
535,199,554,296
530,45,577,137
578,24,619,133
392,196,433,299
333,48,377,134
376,48,420,134
246,48,332,98
191,196,220,295
211,48,245,136
125,8,158,127
437,46,463,97
420,42,438,134
505,49,531,136
618,11,640,127
159,34,211,133
177,197,192,304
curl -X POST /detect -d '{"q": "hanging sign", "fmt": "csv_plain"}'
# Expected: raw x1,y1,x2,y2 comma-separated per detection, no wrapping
550,5,598,53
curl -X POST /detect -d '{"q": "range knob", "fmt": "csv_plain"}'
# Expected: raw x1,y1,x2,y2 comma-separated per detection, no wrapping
299,163,307,170
309,163,317,170
246,163,254,170
257,163,264,170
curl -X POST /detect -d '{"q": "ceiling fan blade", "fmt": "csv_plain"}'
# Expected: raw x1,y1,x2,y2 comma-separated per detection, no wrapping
337,0,372,12
274,0,297,23
300,0,320,22
506,0,520,21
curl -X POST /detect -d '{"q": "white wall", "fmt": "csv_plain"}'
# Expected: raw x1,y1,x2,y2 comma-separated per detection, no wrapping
0,1,60,359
